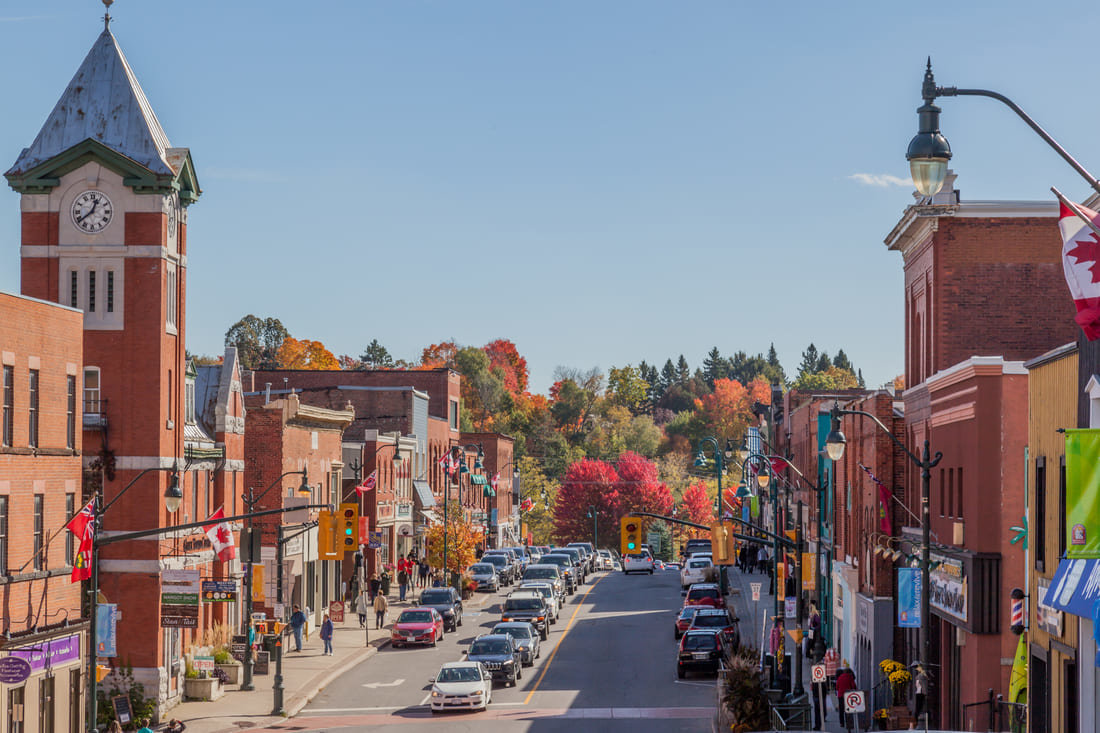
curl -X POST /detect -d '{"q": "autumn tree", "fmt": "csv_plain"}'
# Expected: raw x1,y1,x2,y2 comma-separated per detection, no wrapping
792,365,859,390
274,337,339,370
420,341,459,369
517,456,557,545
614,451,674,521
551,458,618,546
425,499,480,573
225,315,290,370
679,480,714,528
607,365,648,414
483,339,529,397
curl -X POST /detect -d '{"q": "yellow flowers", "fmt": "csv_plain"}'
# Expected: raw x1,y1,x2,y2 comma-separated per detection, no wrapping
878,658,903,675
888,669,912,686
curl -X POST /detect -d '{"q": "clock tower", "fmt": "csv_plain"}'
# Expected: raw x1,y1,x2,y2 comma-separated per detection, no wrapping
5,21,200,700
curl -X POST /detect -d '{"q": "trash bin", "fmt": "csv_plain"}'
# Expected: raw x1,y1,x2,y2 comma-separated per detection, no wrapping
262,634,279,657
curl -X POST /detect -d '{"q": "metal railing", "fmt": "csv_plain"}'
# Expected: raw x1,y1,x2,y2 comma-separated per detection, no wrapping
962,689,1027,732
83,397,107,428
768,696,812,731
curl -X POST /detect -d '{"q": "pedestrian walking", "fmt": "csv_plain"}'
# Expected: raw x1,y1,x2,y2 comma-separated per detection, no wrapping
107,722,124,733
136,719,154,733
373,591,389,629
757,545,769,575
369,572,381,600
418,559,429,588
835,660,857,733
289,604,307,652
356,589,370,627
320,612,334,655
398,566,409,601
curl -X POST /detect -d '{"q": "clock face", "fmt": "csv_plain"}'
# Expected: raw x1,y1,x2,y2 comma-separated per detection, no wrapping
167,193,178,232
71,190,113,234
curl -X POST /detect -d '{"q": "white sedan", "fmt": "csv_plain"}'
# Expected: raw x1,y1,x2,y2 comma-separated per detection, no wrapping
622,552,655,574
430,661,493,713
681,556,714,589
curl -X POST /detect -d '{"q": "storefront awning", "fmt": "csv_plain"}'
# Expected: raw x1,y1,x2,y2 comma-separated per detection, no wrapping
470,474,487,485
413,480,437,509
1046,557,1100,618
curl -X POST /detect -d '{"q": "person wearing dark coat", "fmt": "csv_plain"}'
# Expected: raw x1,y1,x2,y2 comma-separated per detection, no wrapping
835,661,857,733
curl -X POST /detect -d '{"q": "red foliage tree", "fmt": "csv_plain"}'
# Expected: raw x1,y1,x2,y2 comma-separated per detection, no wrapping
419,341,458,369
552,459,619,545
679,481,714,528
613,451,674,521
483,339,529,397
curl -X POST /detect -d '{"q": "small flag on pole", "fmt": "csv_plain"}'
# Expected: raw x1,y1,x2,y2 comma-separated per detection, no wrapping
1058,198,1100,339
357,470,377,495
65,499,96,582
203,507,237,562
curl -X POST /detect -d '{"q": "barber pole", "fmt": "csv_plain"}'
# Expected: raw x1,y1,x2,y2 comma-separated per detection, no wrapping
1010,587,1025,635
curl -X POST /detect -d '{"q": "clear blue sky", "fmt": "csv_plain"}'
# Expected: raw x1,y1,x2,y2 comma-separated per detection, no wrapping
2,1,1098,393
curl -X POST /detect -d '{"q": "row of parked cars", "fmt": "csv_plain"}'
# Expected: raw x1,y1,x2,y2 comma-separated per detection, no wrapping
388,542,614,713
673,539,741,679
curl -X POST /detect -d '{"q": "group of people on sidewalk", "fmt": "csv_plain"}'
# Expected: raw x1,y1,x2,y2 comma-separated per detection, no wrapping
735,543,773,576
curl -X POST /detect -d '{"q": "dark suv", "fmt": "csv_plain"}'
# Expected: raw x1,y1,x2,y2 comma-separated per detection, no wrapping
480,553,515,585
418,587,464,632
501,593,549,639
466,634,523,686
539,554,577,593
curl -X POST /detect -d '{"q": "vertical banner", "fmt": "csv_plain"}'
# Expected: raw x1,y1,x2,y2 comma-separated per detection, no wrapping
802,552,817,591
777,561,786,600
897,568,921,628
96,603,117,657
1065,429,1100,558
252,564,265,603
750,495,759,518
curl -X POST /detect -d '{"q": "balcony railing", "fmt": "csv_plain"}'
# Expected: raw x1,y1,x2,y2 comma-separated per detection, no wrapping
83,398,107,428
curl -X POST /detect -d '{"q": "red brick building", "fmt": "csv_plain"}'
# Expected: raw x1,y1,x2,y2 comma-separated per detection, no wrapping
5,24,204,714
461,432,517,547
0,290,86,730
882,173,1072,728
243,393,353,631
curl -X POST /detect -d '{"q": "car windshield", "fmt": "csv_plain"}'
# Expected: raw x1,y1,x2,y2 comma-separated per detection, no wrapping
682,634,717,651
505,598,542,610
523,585,552,598
679,607,700,620
688,588,720,601
495,626,532,640
437,666,482,683
689,560,710,568
693,614,728,627
470,639,511,655
471,564,495,574
525,568,556,578
420,591,451,604
542,556,568,566
398,611,432,623
483,556,506,567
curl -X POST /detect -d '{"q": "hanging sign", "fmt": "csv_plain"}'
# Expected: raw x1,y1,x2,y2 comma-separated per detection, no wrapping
897,567,921,628
97,603,118,657
160,569,200,628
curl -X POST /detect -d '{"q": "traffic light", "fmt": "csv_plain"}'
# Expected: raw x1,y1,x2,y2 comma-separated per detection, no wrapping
621,516,640,555
318,509,340,560
339,503,359,551
711,522,732,563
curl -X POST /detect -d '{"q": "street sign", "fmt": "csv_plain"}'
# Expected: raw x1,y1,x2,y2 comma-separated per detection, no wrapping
752,588,760,602
368,531,383,549
844,690,866,714
785,597,796,618
811,664,826,683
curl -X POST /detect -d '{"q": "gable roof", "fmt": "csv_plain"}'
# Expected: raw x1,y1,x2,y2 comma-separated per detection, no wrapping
7,29,173,178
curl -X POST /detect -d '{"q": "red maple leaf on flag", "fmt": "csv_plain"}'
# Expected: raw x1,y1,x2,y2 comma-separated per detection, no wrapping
1067,231,1100,283
216,525,231,545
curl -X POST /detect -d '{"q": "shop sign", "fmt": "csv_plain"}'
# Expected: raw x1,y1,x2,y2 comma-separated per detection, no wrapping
202,580,238,603
0,657,31,684
1036,578,1063,636
396,503,413,519
161,569,200,628
9,634,81,671
929,554,967,623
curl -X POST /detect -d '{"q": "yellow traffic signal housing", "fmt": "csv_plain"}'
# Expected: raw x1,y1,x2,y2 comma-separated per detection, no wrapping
339,503,359,551
711,522,732,563
318,509,340,560
620,516,641,555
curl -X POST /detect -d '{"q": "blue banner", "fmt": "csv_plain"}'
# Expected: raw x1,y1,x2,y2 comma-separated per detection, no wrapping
97,603,118,657
897,568,921,628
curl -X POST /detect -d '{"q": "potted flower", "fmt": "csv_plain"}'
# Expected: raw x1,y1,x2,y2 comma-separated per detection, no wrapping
183,659,226,702
872,708,889,730
213,648,241,686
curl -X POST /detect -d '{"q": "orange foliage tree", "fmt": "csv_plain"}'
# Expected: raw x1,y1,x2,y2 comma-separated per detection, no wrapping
276,337,339,370
483,338,529,397
693,377,772,439
679,480,714,532
425,500,480,574
419,341,459,369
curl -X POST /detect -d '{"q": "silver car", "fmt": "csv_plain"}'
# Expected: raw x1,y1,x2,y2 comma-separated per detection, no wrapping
518,581,559,623
491,622,541,666
469,562,500,591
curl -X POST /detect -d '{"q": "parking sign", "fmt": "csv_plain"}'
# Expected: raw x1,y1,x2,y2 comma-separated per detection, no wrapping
811,664,826,683
844,690,866,713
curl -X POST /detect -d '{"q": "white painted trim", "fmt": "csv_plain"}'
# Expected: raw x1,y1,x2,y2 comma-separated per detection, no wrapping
22,245,185,265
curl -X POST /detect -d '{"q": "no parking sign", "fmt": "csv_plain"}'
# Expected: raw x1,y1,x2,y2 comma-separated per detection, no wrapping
844,690,866,713
811,664,826,683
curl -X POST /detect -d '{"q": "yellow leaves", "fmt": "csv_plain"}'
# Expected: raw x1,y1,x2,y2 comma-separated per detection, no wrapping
276,337,339,370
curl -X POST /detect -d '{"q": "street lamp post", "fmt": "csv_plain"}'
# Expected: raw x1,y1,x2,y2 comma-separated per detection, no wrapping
906,59,1100,199
587,505,598,548
825,402,941,729
85,464,182,733
240,469,311,691
694,437,735,595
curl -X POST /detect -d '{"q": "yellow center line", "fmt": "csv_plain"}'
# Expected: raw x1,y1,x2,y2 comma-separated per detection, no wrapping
523,572,609,705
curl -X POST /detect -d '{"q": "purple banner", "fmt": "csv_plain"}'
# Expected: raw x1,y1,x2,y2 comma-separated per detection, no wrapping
10,633,81,671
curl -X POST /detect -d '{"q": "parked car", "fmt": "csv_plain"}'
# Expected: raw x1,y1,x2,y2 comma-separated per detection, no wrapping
537,555,577,593
688,608,741,651
674,606,702,640
466,634,523,686
430,661,492,713
567,542,596,572
491,622,541,666
683,583,726,609
418,586,464,632
681,556,715,589
596,549,614,570
622,552,655,574
501,592,550,639
480,553,515,585
682,538,712,559
551,547,587,583
391,608,445,648
676,629,727,678
469,562,501,592
521,566,566,603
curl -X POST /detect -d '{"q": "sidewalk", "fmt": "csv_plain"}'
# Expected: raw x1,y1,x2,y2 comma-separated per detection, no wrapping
724,565,851,733
168,585,495,733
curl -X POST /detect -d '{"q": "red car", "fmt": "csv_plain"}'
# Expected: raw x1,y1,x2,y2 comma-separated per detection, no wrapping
674,606,702,640
391,607,445,648
683,583,726,609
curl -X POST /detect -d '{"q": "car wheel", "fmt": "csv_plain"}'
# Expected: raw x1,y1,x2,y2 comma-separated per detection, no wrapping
430,708,439,715
677,665,686,679
516,665,522,680
649,569,654,575
458,614,463,627
675,630,681,640
540,628,548,641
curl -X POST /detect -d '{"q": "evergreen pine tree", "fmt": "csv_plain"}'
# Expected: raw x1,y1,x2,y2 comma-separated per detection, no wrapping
676,355,691,384
660,359,677,392
816,352,831,373
798,344,820,377
858,368,865,388
702,347,725,388
832,349,853,373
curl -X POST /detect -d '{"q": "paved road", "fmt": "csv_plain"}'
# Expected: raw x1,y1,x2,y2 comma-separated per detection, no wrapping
257,566,715,731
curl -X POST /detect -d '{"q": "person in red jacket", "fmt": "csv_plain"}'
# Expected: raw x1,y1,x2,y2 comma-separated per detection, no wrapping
835,660,857,733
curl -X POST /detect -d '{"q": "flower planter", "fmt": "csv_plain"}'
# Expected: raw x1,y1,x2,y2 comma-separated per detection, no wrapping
215,663,241,686
184,676,224,702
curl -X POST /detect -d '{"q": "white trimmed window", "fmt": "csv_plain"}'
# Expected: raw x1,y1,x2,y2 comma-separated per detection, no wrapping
166,263,178,333
59,260,123,329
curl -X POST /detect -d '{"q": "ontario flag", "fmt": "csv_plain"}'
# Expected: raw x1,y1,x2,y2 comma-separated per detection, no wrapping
1059,200,1100,339
357,470,377,496
437,451,454,475
65,499,95,582
203,507,237,562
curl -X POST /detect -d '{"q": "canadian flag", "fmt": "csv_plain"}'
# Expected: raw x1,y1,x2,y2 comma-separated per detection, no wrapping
1059,200,1100,339
203,507,237,562
437,451,454,475
491,473,500,492
357,470,377,495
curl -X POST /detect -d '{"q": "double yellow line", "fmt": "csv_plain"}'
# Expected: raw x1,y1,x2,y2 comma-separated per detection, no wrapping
523,572,609,704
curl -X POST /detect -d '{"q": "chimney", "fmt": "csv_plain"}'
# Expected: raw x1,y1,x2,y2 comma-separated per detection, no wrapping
265,382,272,405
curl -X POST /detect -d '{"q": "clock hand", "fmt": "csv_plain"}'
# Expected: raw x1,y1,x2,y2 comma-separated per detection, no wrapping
77,199,100,223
